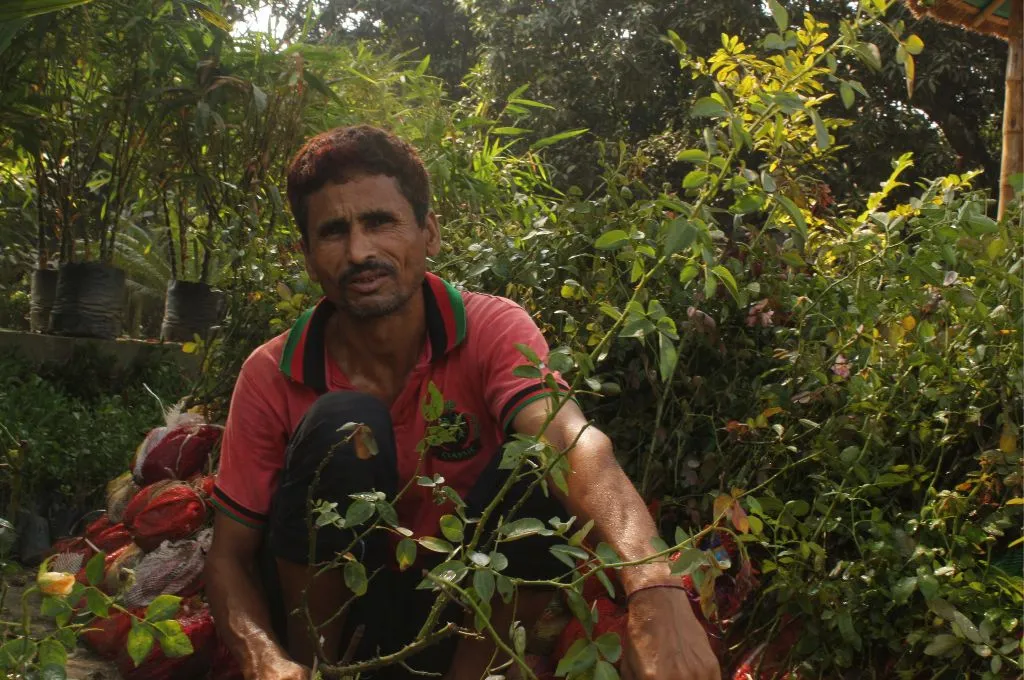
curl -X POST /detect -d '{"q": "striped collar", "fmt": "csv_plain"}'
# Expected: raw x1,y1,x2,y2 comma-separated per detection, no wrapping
278,272,467,393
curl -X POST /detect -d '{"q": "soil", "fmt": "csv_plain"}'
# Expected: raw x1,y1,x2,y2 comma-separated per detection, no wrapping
1,566,119,679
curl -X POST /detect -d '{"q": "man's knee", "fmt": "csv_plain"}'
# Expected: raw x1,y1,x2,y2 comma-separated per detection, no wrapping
268,391,397,565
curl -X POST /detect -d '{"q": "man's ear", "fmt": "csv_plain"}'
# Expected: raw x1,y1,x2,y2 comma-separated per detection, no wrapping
301,238,319,283
424,211,441,257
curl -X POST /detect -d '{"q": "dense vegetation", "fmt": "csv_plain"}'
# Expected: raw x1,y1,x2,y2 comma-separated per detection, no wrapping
0,0,1021,678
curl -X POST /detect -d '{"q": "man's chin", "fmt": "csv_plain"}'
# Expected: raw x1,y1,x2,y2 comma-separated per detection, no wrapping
339,293,406,319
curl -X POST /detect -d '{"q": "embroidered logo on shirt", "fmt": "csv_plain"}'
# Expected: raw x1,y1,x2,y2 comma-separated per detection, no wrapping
430,404,482,462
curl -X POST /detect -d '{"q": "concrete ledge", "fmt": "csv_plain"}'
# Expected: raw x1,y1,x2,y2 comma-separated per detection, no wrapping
0,328,200,375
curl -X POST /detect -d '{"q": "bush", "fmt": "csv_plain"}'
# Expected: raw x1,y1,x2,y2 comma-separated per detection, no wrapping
0,347,190,529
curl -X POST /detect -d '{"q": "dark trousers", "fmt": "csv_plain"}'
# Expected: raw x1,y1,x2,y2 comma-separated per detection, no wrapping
260,392,564,678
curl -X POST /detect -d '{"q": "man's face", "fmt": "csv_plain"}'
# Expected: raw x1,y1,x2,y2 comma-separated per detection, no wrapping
302,174,440,319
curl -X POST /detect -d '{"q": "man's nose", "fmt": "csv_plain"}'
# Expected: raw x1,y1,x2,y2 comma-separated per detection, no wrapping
347,224,376,263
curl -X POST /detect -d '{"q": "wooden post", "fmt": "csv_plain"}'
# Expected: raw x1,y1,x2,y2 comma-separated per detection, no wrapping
999,0,1023,221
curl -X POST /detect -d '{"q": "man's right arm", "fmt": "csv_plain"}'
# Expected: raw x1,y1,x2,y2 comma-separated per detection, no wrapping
205,353,306,679
205,512,309,680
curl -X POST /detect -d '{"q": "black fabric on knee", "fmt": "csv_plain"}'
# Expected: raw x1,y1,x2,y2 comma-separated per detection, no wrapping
268,391,398,566
466,442,569,582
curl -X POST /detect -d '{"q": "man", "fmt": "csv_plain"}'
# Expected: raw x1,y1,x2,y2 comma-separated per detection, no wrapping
205,125,719,680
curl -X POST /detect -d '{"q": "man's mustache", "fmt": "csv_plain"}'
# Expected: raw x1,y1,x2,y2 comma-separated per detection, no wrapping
338,262,397,286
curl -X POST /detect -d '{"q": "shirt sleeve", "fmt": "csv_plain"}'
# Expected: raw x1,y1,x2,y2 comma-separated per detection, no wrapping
473,298,569,433
211,357,291,529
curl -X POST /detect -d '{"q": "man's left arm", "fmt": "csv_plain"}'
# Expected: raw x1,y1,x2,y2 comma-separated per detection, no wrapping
511,398,720,680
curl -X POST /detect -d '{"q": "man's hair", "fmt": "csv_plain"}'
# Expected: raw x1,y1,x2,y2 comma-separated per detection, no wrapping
286,125,431,241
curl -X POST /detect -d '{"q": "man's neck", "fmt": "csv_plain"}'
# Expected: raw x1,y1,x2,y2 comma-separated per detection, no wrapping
325,293,427,403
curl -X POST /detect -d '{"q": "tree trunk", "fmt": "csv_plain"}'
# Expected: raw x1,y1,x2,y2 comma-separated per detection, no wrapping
999,0,1023,221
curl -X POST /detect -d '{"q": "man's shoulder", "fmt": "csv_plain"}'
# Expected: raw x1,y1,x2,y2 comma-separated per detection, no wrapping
461,288,531,320
238,330,290,385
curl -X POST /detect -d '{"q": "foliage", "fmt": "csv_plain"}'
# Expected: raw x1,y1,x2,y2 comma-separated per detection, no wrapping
0,348,190,518
0,546,192,680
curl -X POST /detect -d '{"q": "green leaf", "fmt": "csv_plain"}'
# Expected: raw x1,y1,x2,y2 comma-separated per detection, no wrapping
473,569,495,604
659,333,679,382
768,0,789,32
809,109,830,150
0,638,37,667
836,609,862,651
594,659,620,680
691,97,727,118
38,639,67,669
345,500,375,528
594,230,630,250
664,218,697,255
555,638,591,677
145,594,181,623
127,623,155,667
194,5,231,31
512,364,543,379
531,128,589,150
919,574,940,600
596,542,620,565
396,538,417,571
840,81,855,109
775,195,808,240
856,42,883,71
683,170,710,190
86,588,110,618
499,518,551,541
439,515,464,543
954,611,983,644
904,34,924,55
894,576,917,604
344,560,368,596
594,632,622,663
496,573,514,602
596,570,616,599
85,552,105,587
924,634,961,656
566,589,594,636
153,619,194,658
417,536,453,554
675,149,708,163
509,97,555,110
711,265,739,301
491,126,531,136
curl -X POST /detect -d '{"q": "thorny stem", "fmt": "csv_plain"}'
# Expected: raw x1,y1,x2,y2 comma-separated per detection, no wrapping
318,622,460,678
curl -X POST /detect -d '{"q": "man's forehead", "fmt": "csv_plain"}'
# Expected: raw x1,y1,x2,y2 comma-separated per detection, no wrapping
306,175,409,221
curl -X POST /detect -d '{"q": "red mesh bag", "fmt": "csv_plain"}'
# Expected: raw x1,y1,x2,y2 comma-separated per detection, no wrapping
84,515,113,540
48,536,95,568
131,418,221,486
82,610,137,659
115,605,217,680
125,481,208,551
89,521,133,555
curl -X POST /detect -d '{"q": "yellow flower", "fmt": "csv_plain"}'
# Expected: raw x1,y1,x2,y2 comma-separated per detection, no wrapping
37,571,76,597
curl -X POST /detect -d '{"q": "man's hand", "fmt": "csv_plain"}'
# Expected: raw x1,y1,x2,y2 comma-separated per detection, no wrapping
622,588,720,680
251,652,310,680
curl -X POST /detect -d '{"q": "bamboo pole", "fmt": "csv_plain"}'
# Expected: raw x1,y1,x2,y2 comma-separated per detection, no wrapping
999,0,1023,221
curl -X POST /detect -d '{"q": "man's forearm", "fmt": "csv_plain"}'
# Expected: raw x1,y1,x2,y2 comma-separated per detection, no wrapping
558,427,674,595
206,554,289,677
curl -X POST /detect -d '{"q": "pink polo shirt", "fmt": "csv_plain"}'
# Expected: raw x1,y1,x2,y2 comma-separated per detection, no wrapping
212,273,566,541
